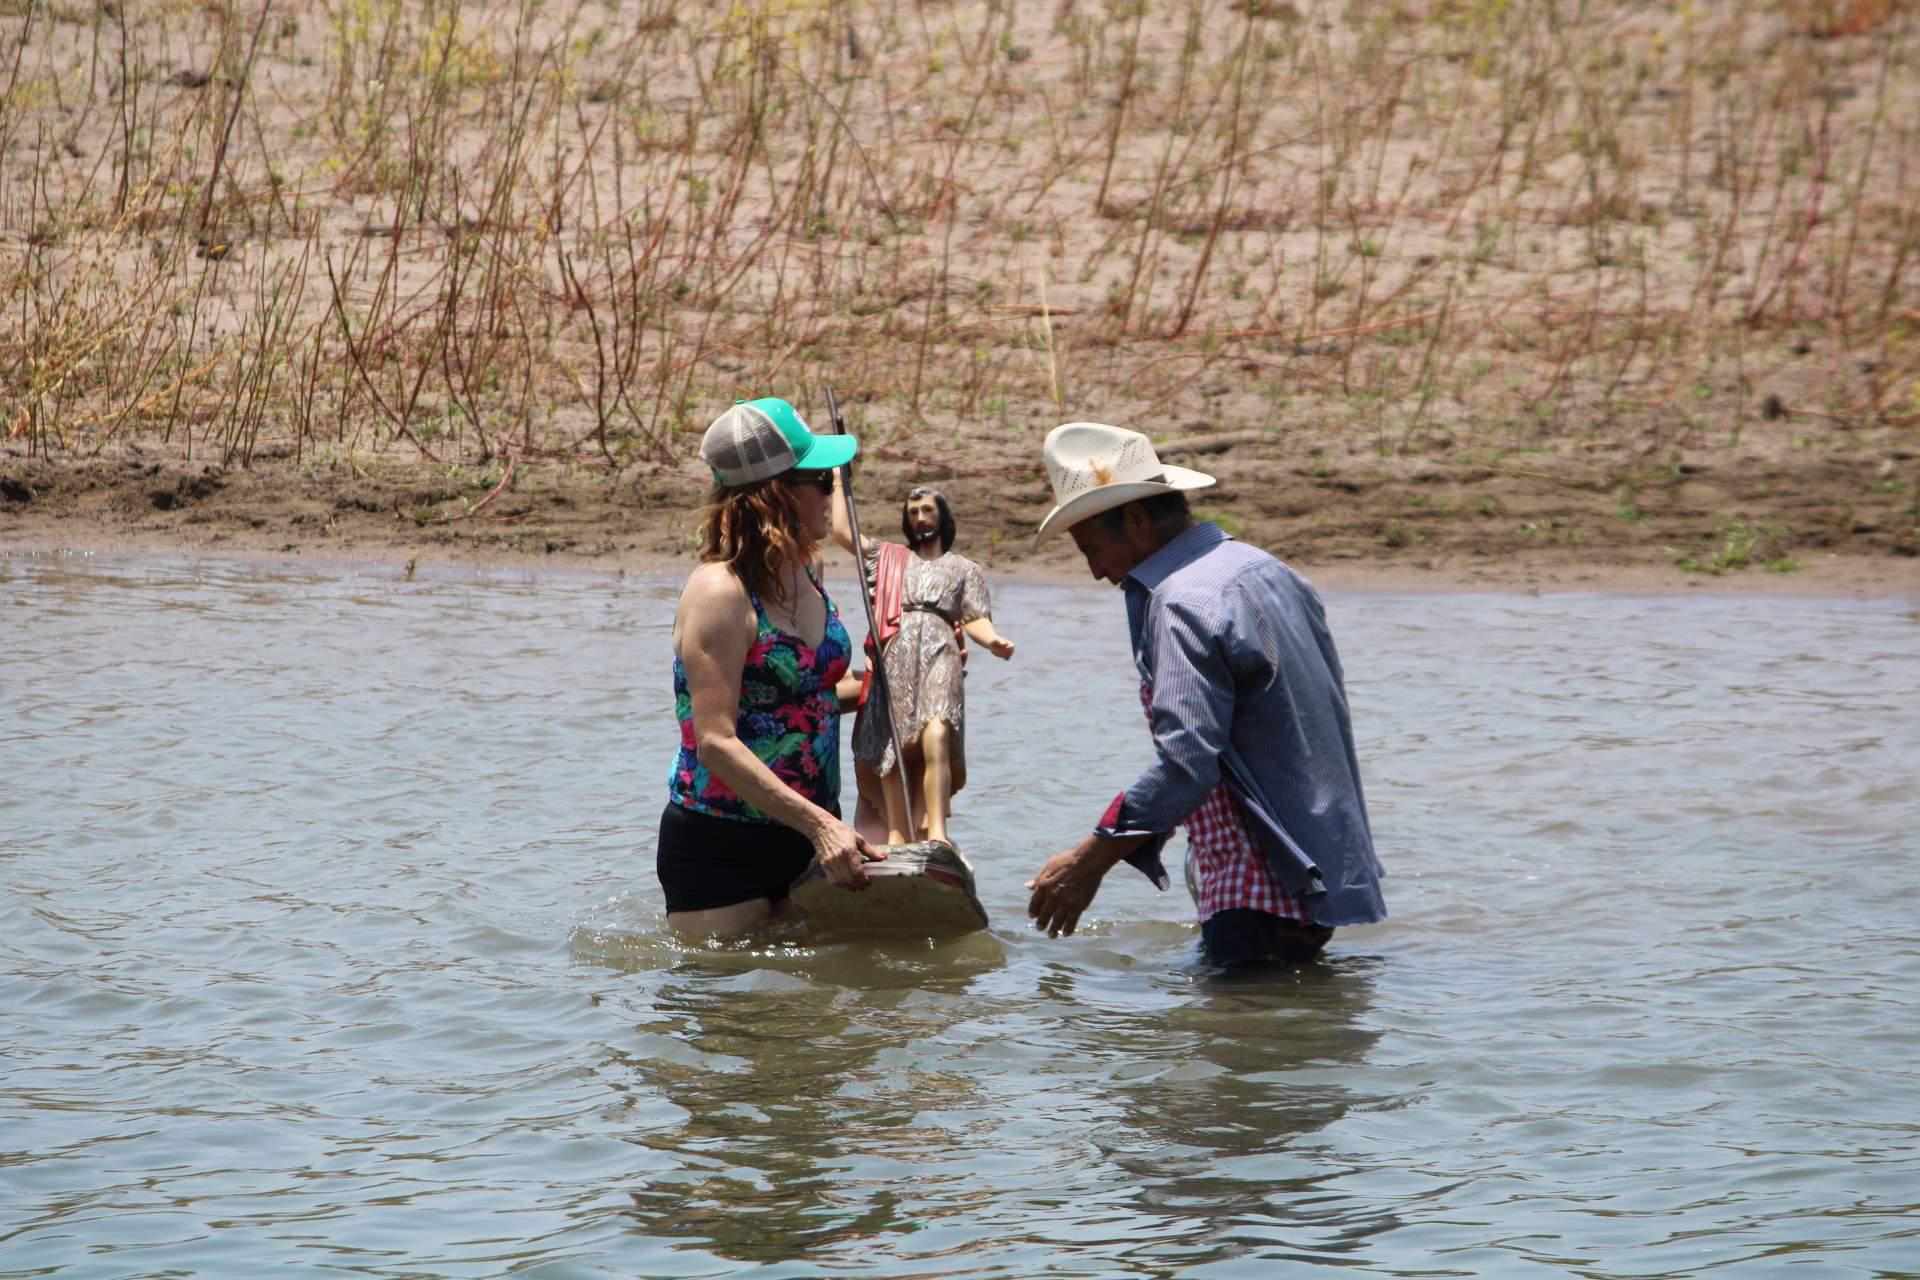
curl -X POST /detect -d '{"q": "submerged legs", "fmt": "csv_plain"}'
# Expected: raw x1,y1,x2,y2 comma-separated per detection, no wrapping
665,895,800,939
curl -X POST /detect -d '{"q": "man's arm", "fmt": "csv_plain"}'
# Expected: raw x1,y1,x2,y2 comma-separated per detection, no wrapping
1114,596,1239,831
1027,596,1237,935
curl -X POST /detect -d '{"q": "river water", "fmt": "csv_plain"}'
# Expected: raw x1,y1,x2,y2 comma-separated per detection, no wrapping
4,552,1917,1277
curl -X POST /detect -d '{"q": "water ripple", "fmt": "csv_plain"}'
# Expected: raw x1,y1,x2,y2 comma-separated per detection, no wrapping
3,556,1917,1275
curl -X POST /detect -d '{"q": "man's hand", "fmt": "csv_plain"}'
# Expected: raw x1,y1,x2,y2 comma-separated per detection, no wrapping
1026,846,1101,937
814,818,885,890
1027,832,1150,937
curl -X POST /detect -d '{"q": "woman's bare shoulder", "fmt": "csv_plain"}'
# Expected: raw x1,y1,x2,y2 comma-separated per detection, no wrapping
678,562,755,623
683,561,748,598
675,564,756,660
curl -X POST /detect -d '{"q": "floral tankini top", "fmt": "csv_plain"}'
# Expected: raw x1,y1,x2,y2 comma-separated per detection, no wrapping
669,567,850,822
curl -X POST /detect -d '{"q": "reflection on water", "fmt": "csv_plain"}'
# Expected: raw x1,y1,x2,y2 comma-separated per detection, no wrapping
573,930,1383,1273
4,552,1919,1276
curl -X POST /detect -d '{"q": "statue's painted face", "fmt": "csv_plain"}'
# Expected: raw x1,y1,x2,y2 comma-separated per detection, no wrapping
905,494,942,541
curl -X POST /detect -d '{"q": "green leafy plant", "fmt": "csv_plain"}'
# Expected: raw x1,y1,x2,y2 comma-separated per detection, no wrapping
1676,519,1791,574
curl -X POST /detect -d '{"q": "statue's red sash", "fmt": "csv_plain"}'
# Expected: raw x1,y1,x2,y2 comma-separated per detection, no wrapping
857,541,911,709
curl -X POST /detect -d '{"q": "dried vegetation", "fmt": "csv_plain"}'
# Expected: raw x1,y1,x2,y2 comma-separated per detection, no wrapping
2,0,1917,573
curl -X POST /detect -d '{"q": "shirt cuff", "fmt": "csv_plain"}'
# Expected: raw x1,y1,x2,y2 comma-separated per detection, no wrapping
1094,792,1172,891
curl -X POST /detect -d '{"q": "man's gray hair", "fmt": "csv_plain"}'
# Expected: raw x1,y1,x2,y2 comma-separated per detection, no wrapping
1087,490,1192,538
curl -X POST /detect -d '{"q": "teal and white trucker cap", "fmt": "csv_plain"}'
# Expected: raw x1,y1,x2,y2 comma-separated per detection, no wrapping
699,397,858,487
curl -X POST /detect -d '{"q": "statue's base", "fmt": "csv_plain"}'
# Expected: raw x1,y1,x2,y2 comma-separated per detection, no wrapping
788,840,988,938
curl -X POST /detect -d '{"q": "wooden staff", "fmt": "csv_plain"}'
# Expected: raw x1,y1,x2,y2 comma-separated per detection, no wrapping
823,386,916,840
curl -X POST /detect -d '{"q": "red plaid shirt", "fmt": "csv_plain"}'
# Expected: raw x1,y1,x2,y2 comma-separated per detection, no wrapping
1134,680,1311,923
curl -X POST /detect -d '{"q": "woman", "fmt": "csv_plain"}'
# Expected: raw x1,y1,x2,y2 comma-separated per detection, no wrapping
834,484,1014,847
661,397,883,936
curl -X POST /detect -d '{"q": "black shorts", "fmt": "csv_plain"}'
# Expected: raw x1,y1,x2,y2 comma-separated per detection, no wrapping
656,801,823,913
1201,908,1334,968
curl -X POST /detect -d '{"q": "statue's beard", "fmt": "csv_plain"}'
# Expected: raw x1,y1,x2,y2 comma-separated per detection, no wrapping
908,526,940,547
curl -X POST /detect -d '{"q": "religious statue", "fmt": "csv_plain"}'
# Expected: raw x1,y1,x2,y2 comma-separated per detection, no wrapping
833,485,1014,846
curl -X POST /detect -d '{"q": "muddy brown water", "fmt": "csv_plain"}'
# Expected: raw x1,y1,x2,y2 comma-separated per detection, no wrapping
4,552,1918,1277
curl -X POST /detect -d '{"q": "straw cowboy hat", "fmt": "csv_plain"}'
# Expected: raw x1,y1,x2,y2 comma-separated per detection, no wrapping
1034,422,1216,543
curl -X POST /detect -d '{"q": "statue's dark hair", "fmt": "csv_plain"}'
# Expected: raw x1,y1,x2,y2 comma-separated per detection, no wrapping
902,486,957,553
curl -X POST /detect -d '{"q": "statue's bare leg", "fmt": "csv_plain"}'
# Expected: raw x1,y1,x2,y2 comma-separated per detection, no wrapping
919,718,955,844
853,759,891,846
910,746,933,841
879,762,912,846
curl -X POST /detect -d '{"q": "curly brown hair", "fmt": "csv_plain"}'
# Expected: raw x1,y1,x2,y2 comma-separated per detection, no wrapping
697,476,816,608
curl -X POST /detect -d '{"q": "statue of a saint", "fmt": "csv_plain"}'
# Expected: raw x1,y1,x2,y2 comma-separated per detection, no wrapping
833,485,1014,846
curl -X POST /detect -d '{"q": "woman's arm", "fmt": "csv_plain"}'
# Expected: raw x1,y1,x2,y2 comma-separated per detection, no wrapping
676,565,880,886
834,670,866,714
830,480,863,557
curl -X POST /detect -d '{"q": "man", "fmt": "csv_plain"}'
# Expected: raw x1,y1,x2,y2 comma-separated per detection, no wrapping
1025,422,1386,966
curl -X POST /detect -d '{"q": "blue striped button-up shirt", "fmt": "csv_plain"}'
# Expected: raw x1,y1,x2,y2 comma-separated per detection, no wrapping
1096,523,1388,927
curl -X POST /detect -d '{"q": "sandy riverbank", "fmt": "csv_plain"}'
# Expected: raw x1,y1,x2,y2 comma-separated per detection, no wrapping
4,2,1918,598
5,436,1916,598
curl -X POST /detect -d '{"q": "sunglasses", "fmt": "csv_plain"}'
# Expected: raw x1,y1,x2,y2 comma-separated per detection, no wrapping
789,469,835,494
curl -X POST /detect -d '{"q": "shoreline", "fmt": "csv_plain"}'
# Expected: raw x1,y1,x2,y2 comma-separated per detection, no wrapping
10,525,1916,603
5,441,1916,601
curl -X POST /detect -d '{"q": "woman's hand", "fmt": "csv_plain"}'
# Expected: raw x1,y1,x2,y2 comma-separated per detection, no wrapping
813,816,885,889
987,635,1015,660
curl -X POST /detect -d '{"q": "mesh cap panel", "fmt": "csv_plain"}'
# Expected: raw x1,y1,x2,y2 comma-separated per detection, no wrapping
701,402,798,486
